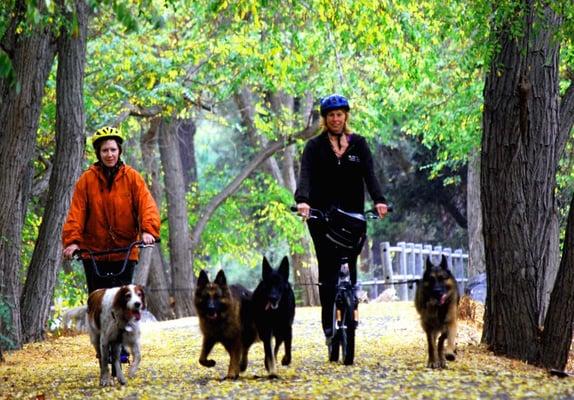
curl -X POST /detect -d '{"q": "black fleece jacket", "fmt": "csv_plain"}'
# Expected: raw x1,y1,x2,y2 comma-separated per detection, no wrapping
294,131,386,212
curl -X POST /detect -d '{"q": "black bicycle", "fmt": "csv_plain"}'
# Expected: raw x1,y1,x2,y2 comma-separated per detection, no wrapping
292,206,382,365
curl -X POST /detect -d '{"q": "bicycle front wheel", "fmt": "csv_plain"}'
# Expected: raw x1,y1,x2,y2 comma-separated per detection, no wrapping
343,325,355,365
329,330,340,362
328,302,339,362
342,296,356,365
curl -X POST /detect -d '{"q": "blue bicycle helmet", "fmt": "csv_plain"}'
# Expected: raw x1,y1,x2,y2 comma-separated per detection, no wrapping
320,94,350,117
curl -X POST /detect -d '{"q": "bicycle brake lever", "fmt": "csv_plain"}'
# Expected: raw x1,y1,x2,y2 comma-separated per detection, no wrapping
71,249,83,261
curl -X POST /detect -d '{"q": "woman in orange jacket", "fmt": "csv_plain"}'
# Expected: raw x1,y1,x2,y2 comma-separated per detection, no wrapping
62,126,160,294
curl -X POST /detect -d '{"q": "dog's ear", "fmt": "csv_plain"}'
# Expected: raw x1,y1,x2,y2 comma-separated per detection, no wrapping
136,285,146,309
440,255,449,270
278,256,289,280
197,270,210,288
262,256,273,279
425,256,434,271
214,269,227,287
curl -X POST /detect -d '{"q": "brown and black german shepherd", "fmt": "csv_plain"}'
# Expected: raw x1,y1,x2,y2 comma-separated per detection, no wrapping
415,255,459,369
194,270,258,379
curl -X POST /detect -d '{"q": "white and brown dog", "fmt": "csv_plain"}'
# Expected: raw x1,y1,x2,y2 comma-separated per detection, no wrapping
87,284,145,386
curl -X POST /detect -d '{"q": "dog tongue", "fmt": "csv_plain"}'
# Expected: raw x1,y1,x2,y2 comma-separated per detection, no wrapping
132,310,142,321
439,294,448,305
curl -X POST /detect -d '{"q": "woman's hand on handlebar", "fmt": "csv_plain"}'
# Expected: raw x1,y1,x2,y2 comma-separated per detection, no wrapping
375,203,389,219
296,202,311,220
141,232,156,245
63,244,80,260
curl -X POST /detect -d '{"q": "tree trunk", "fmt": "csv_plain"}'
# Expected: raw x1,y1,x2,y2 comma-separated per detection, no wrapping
290,94,321,306
291,251,320,306
159,118,195,317
145,247,174,320
540,195,574,369
0,1,57,348
133,247,153,287
283,135,321,302
480,0,562,362
137,118,172,320
177,119,197,190
539,24,574,372
539,210,560,326
466,150,485,276
20,0,89,344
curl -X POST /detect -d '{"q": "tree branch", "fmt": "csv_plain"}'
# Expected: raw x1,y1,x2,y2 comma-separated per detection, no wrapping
112,101,163,126
31,156,52,197
190,112,320,249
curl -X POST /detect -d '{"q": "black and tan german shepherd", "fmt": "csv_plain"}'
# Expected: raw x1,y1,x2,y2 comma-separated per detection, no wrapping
415,255,459,369
252,256,295,378
194,270,258,379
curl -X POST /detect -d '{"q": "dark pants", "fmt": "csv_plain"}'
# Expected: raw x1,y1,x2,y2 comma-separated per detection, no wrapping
308,219,360,337
83,259,136,294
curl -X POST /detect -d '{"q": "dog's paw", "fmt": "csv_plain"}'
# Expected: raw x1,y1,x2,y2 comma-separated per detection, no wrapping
100,375,113,387
427,360,446,369
200,358,216,367
268,373,279,379
224,373,239,380
128,367,138,378
281,355,291,366
445,352,456,362
117,375,127,385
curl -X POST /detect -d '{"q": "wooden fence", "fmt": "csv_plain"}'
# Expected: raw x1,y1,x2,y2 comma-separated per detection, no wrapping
360,242,469,301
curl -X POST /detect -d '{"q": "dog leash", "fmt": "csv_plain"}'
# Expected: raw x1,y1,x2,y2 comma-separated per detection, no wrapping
144,279,421,292
379,279,420,286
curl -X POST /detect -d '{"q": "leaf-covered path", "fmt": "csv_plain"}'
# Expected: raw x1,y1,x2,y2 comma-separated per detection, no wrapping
2,302,574,399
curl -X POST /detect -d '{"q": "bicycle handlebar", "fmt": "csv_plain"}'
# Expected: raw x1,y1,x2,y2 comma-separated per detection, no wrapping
290,205,393,219
72,238,160,260
72,239,160,279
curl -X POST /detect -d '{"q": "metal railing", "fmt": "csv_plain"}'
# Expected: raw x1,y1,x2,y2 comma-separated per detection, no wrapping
360,241,469,301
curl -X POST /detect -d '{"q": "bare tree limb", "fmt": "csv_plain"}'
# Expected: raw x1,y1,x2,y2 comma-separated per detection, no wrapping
31,156,52,197
190,113,319,248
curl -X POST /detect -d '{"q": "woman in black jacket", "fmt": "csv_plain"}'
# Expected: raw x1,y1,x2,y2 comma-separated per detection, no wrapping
295,94,388,344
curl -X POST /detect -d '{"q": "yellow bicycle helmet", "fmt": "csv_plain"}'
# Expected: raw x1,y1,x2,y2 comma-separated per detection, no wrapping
91,126,124,149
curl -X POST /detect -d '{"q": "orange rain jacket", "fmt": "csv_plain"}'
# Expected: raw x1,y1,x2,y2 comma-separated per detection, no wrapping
62,163,160,262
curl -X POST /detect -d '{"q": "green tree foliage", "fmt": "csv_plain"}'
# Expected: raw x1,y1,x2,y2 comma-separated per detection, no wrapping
15,0,523,315
9,0,482,286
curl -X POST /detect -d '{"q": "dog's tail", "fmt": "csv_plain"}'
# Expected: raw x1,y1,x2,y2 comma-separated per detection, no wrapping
61,305,88,332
